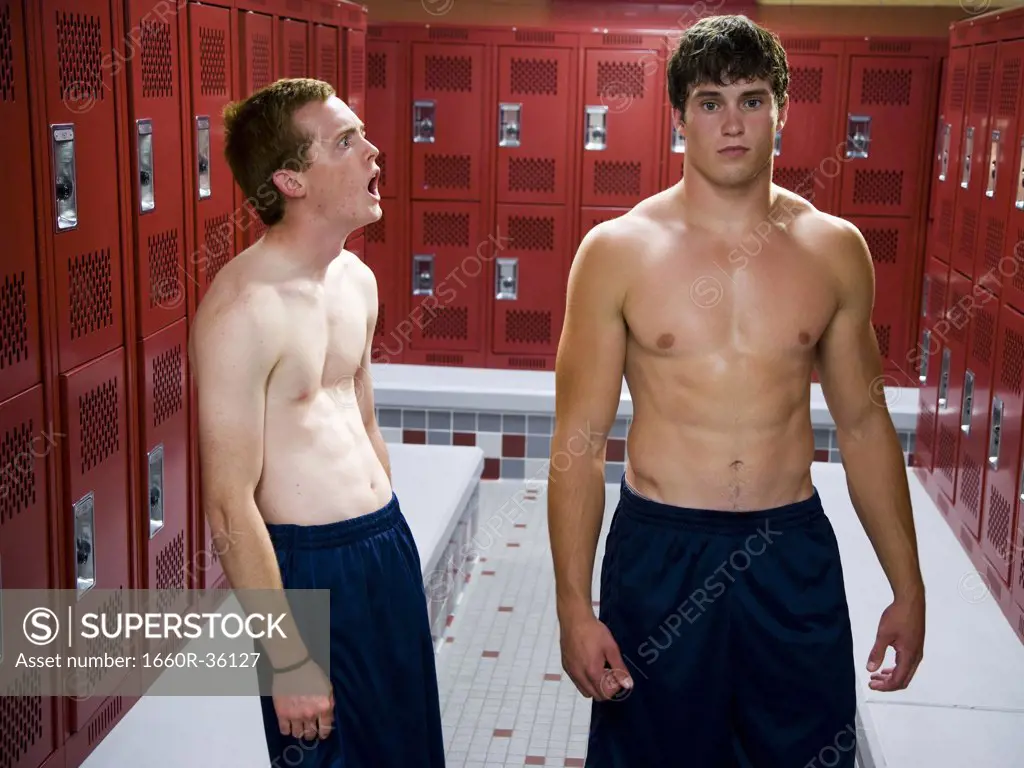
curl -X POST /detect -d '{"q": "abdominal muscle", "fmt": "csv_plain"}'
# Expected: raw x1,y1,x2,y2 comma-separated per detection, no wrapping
255,389,393,525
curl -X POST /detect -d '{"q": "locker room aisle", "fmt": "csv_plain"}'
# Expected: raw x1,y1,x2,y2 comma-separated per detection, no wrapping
79,466,1024,768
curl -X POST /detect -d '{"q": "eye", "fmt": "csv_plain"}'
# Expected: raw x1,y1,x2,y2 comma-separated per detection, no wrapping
745,98,764,109
701,101,718,111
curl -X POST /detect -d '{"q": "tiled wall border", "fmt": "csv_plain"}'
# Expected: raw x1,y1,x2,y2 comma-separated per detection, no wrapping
376,408,918,481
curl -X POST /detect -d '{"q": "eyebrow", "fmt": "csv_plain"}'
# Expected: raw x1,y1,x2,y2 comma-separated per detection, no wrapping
333,122,365,140
692,88,771,100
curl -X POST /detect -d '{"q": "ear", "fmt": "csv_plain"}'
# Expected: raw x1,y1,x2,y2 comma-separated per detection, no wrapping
672,107,685,130
271,168,306,201
776,94,790,131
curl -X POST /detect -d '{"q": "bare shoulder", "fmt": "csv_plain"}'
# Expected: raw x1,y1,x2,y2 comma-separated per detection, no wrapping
570,201,665,296
784,193,874,300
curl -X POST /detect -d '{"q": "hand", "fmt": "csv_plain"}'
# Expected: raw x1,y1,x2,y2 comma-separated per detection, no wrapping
866,593,925,692
272,659,335,741
560,613,633,702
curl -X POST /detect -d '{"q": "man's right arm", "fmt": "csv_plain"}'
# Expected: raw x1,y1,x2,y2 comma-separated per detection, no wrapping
189,291,308,671
548,228,628,627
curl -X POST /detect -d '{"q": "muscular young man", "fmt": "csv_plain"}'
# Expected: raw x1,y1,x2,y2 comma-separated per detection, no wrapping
189,79,445,767
549,17,926,767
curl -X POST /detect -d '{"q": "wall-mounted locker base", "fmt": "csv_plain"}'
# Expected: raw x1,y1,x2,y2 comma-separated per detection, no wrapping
63,678,141,768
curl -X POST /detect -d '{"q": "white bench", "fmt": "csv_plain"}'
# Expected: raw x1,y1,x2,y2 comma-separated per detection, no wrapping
388,442,484,644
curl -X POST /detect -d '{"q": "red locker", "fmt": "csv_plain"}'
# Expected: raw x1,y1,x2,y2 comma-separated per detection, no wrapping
951,43,996,282
580,43,662,208
280,17,309,79
660,101,685,190
952,285,999,539
0,386,60,768
772,51,843,214
489,205,570,369
237,10,276,252
59,346,132,730
345,26,366,120
403,201,486,366
127,0,188,340
188,3,236,309
977,41,1024,299
410,42,485,201
837,55,932,218
932,271,974,504
364,197,405,364
912,255,951,474
366,38,407,199
933,46,972,263
848,217,916,378
314,23,340,93
0,0,42,404
495,45,575,206
136,320,190,614
40,0,126,374
981,302,1024,586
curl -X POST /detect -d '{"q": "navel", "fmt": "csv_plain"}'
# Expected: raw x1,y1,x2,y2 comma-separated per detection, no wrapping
798,331,811,345
656,333,675,350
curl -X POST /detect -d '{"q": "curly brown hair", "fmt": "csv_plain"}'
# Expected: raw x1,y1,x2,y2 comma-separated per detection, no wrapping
667,15,789,123
222,78,336,226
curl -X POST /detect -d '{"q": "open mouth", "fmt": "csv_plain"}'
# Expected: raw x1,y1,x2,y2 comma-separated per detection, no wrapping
367,168,380,198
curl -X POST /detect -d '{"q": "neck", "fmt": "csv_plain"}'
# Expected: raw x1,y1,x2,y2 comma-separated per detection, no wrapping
677,161,779,236
261,209,358,276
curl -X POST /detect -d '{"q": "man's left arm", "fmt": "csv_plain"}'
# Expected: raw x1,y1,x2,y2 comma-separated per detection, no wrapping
815,220,925,691
355,271,391,484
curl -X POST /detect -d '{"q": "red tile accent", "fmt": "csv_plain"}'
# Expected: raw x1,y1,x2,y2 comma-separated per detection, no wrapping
482,650,499,658
498,606,513,612
507,542,521,548
446,615,454,627
453,431,476,446
493,728,513,738
813,449,829,462
607,438,626,462
403,429,426,444
565,759,585,767
544,673,562,681
482,570,496,576
515,523,527,528
480,557,488,562
445,637,455,643
526,758,546,765
482,457,500,479
503,433,526,457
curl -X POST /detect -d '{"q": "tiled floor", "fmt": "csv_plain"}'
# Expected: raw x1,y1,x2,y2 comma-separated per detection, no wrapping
81,469,1024,767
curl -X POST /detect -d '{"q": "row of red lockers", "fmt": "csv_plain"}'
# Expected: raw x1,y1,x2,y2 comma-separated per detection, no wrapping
0,1,368,767
356,22,945,375
912,5,1024,646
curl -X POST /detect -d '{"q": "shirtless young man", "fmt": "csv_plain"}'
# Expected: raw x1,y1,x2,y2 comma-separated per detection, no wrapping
549,16,926,767
189,79,445,767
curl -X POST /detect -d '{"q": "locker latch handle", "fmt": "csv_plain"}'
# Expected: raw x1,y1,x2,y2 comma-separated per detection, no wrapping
961,126,975,190
412,254,435,296
918,329,931,384
938,123,951,182
988,396,1004,471
495,257,518,300
413,101,436,144
845,115,871,159
986,130,1001,199
138,119,155,214
938,347,951,408
585,106,608,151
1015,135,1024,210
75,492,97,599
499,103,521,148
922,276,930,319
196,116,211,200
671,124,685,154
960,369,975,436
774,130,782,157
149,444,165,539
51,123,78,231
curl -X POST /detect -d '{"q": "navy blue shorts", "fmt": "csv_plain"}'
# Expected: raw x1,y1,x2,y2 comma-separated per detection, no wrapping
257,493,446,768
586,478,858,768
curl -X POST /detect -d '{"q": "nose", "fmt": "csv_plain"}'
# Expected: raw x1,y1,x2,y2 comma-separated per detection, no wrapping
722,106,744,137
365,136,380,160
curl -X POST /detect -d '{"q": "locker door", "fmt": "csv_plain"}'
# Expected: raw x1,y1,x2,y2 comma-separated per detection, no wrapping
188,4,236,309
496,47,573,206
41,0,125,374
934,46,972,263
366,40,405,199
345,27,366,119
1005,103,1024,315
913,256,951,473
933,271,974,503
953,286,999,539
314,24,339,93
0,0,42,403
410,43,484,201
981,302,1024,586
951,44,996,282
580,49,661,208
238,11,276,251
0,386,59,768
978,42,1024,297
407,202,484,354
838,56,932,218
128,0,187,340
491,205,569,359
281,18,309,79
364,197,405,364
772,54,841,214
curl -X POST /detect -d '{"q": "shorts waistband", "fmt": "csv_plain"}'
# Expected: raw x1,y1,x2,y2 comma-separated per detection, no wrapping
264,492,402,550
618,476,824,534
